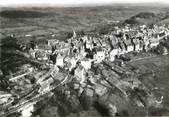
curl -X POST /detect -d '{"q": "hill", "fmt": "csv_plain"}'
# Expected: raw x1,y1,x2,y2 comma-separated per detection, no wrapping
0,10,49,18
124,11,169,25
124,12,159,25
159,12,169,24
0,5,168,41
0,36,43,76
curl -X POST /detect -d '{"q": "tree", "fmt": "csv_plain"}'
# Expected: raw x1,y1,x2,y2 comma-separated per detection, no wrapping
78,30,85,36
1,36,20,49
156,44,165,55
66,31,73,39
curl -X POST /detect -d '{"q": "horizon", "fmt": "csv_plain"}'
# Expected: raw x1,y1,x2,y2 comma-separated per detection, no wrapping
1,0,169,7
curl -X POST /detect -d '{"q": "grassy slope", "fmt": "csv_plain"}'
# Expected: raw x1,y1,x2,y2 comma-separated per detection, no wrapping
126,55,169,115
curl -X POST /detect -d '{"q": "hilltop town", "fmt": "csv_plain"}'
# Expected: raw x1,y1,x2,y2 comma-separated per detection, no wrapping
1,21,169,117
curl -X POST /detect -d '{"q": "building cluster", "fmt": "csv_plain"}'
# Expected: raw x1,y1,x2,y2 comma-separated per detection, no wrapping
0,91,14,107
1,24,168,116
29,24,169,71
26,24,169,98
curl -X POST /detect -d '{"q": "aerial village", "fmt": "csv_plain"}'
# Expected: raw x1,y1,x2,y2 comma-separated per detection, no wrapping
1,24,169,116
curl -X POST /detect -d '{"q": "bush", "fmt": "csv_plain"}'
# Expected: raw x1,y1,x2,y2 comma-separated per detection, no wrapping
1,36,20,49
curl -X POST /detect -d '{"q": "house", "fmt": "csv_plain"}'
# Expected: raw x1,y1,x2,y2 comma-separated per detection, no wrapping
36,50,48,61
48,39,59,47
59,44,71,54
101,39,107,47
140,25,146,29
81,35,88,42
122,33,127,40
94,83,107,96
50,66,59,78
94,48,105,63
80,58,92,70
124,39,134,53
55,53,64,67
69,57,78,71
103,41,111,57
139,40,145,51
74,65,86,84
85,38,93,51
93,37,100,47
0,91,14,105
162,46,168,55
52,72,65,81
158,31,166,40
39,77,54,93
117,40,126,55
149,38,159,48
77,42,86,57
109,49,118,62
29,48,36,58
143,37,150,52
25,34,32,37
133,38,140,52
109,35,119,49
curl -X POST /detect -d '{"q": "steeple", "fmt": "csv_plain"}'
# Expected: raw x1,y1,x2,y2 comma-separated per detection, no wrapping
72,28,77,38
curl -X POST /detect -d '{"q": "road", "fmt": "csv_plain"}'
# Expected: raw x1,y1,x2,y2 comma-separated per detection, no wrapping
128,55,157,63
1,33,169,116
1,70,71,116
9,68,33,82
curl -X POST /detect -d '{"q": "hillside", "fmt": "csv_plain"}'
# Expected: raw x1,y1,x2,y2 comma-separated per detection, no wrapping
0,36,43,76
159,12,169,24
123,11,169,25
0,5,168,41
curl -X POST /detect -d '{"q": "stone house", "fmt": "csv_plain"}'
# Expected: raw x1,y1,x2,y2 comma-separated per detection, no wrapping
80,58,92,70
55,53,64,67
109,48,118,62
133,38,140,52
124,39,134,53
94,48,105,63
149,37,159,48
74,65,86,84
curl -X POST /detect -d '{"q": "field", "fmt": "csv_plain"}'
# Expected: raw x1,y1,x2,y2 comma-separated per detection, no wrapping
1,4,169,41
126,55,169,115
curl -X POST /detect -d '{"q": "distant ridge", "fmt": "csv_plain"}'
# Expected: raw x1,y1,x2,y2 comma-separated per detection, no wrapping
0,10,48,18
0,2,169,8
123,11,169,25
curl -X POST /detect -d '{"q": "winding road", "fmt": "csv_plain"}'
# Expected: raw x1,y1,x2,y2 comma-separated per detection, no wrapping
1,69,71,116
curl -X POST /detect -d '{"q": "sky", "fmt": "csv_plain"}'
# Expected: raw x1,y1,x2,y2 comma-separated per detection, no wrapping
0,0,169,7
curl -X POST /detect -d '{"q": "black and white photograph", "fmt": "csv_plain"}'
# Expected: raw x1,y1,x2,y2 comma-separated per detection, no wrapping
0,0,169,117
